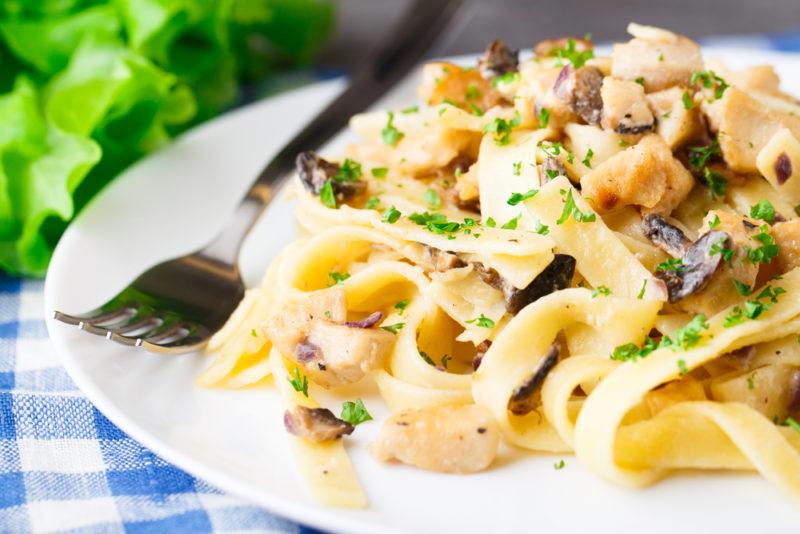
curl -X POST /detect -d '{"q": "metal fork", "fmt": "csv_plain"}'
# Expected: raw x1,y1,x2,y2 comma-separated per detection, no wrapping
53,0,465,354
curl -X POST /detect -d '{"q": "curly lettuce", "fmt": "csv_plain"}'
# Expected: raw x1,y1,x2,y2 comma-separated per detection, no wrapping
0,0,333,276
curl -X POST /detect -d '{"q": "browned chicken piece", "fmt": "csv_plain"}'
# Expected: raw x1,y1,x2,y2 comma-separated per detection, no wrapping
533,37,593,58
675,210,761,316
703,87,800,173
580,135,693,214
770,220,800,273
611,24,703,93
265,288,395,388
710,364,800,422
453,161,480,207
369,404,500,474
393,128,479,178
553,65,604,125
599,77,655,134
645,377,707,416
646,86,705,149
418,62,505,114
284,406,354,442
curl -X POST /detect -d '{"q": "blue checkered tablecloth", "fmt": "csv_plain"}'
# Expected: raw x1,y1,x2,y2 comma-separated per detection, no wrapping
2,29,800,534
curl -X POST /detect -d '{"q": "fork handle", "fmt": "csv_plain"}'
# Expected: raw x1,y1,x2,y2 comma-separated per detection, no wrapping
199,0,465,265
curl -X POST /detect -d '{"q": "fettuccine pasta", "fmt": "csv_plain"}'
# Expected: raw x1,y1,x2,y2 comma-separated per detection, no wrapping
200,23,800,508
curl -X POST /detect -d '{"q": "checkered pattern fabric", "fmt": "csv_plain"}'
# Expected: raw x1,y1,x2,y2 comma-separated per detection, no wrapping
2,30,800,533
0,276,313,533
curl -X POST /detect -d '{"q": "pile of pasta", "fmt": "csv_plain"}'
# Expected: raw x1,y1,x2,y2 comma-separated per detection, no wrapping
201,23,800,508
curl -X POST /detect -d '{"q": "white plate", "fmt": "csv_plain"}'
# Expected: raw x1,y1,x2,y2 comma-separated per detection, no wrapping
45,48,800,534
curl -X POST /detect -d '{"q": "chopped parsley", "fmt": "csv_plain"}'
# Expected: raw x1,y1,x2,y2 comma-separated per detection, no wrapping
702,167,728,199
557,189,596,224
466,314,495,328
687,139,721,170
401,105,419,114
465,84,482,101
381,111,404,146
554,459,566,470
661,314,709,351
485,217,496,228
745,225,779,265
409,211,464,234
394,299,409,314
552,38,594,69
250,328,258,337
592,285,611,298
533,219,550,235
611,336,657,362
382,206,401,224
334,159,362,182
501,215,521,230
635,77,645,86
419,351,435,365
319,179,336,208
441,354,452,369
483,113,522,145
340,399,373,425
656,258,685,273
710,238,733,262
637,279,648,299
539,141,575,164
381,322,405,334
709,214,721,229
750,199,776,224
677,359,689,376
733,279,752,296
491,71,521,87
538,107,551,129
747,374,755,389
328,271,350,285
507,189,538,205
287,367,309,397
682,91,695,110
582,148,594,168
364,196,380,210
424,188,442,210
512,161,522,176
371,167,388,178
690,70,730,100
785,417,800,434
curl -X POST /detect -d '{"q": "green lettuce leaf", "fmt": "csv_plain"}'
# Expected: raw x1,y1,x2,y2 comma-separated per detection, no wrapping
0,0,333,276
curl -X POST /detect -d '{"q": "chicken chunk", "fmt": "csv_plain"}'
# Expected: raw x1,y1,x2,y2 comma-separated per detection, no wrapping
611,23,703,92
453,160,480,206
646,86,705,149
369,404,500,474
600,77,655,134
265,288,395,388
418,62,504,114
704,87,800,173
710,364,800,422
771,219,800,274
580,134,693,214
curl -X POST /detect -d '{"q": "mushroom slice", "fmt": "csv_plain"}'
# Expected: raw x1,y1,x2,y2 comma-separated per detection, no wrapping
344,311,384,329
284,406,354,442
296,151,366,201
656,230,731,303
554,65,604,125
369,404,500,474
422,245,467,272
507,343,560,415
475,255,576,315
472,339,492,371
641,214,692,256
478,38,519,79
